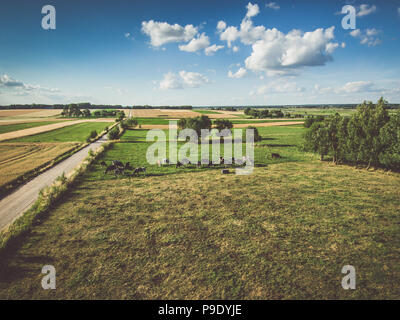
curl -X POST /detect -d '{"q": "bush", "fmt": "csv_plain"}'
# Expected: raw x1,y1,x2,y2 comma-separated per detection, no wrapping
107,127,120,140
246,126,262,142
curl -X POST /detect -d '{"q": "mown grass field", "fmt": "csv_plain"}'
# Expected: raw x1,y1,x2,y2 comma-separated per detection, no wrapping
0,123,398,299
0,121,68,135
4,122,110,143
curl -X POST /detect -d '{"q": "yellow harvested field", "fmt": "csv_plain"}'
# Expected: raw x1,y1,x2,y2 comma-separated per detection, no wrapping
124,109,243,119
140,121,303,129
0,142,79,188
0,119,114,142
0,109,61,118
128,109,202,118
232,121,304,128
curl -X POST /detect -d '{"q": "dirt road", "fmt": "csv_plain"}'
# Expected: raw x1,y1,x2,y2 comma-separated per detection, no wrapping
0,119,114,142
0,135,108,231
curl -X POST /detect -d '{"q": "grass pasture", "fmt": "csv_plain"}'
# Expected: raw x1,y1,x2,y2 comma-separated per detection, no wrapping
1,123,398,299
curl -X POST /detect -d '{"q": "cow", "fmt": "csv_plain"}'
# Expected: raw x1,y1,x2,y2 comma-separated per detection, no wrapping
114,168,124,175
176,161,183,168
271,153,281,159
132,167,146,176
100,161,107,167
112,160,124,168
104,164,116,174
124,162,133,171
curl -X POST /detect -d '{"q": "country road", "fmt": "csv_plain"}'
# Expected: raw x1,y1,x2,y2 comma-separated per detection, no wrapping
0,135,108,231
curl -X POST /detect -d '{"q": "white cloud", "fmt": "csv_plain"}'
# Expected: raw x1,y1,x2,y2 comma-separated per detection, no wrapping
232,46,239,52
245,27,339,74
159,71,210,90
217,21,227,31
179,33,210,52
218,3,340,76
219,26,240,48
314,81,378,95
265,2,280,10
350,29,361,37
339,81,376,93
0,74,59,93
179,71,210,88
246,2,260,18
205,44,224,56
256,80,304,95
124,32,133,40
0,74,24,87
228,67,247,79
141,20,198,47
357,4,377,17
350,28,381,47
159,72,183,90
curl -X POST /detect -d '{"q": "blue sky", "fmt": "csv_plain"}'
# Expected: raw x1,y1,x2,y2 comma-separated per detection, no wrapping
0,0,400,106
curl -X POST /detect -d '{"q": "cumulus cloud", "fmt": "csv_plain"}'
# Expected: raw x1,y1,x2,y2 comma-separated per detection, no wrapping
179,71,210,87
246,2,260,18
228,67,247,79
179,33,210,52
350,28,381,47
141,20,198,46
217,21,227,31
205,44,224,56
245,27,339,74
265,2,280,10
159,72,183,90
219,26,240,48
159,71,209,90
357,4,377,17
232,46,239,52
218,3,340,76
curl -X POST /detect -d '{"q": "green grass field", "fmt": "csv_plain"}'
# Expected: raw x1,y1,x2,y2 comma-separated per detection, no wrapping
1,123,398,299
3,122,110,143
0,121,68,134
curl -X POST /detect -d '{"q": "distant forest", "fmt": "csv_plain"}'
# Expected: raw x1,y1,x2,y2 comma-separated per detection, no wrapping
0,103,399,110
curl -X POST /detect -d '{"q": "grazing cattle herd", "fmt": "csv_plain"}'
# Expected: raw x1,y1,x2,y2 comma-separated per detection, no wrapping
101,160,146,176
100,153,281,177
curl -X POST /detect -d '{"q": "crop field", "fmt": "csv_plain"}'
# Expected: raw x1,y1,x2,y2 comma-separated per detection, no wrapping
0,109,61,119
5,122,111,143
0,121,111,196
0,121,67,135
1,122,398,299
0,142,80,191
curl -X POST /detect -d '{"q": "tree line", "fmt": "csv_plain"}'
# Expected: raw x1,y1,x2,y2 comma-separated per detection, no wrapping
303,98,400,170
244,108,304,119
61,105,126,120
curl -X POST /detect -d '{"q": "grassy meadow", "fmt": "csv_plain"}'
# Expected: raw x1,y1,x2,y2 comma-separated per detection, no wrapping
5,122,110,143
0,123,398,299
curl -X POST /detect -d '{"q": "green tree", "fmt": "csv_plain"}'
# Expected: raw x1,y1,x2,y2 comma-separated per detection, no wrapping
303,122,330,161
347,98,390,168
